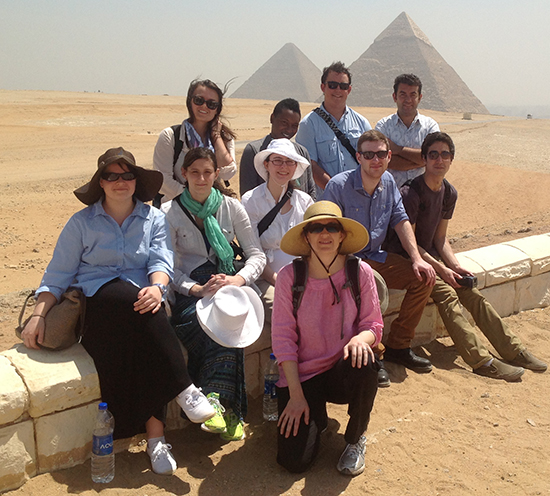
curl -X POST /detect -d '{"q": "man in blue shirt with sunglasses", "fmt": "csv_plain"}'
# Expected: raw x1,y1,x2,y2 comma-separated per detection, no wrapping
296,61,371,196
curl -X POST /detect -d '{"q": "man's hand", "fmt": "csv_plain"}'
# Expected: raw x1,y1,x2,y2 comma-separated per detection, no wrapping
412,259,436,286
134,285,163,314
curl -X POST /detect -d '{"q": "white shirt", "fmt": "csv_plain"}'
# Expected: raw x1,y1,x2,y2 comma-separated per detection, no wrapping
162,195,265,296
153,124,237,202
241,184,314,273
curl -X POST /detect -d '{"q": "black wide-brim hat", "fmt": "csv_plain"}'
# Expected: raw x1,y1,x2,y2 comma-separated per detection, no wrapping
74,147,163,205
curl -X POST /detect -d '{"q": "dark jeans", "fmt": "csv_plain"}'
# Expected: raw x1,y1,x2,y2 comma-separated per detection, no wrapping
276,356,378,473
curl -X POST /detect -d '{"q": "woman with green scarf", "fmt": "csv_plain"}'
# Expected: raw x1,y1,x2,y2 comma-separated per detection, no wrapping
162,148,266,442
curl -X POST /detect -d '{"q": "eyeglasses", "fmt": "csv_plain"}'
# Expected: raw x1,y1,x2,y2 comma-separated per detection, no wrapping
101,172,136,182
427,150,453,160
326,81,350,90
358,150,389,160
305,222,344,234
269,158,297,167
192,95,220,110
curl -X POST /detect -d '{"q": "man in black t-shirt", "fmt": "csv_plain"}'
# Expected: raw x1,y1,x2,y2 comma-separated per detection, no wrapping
396,132,546,381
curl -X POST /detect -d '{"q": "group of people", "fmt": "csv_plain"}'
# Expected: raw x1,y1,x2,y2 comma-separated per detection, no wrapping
21,62,546,480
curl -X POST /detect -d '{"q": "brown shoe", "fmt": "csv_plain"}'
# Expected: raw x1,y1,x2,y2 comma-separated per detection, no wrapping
473,358,524,382
506,350,547,372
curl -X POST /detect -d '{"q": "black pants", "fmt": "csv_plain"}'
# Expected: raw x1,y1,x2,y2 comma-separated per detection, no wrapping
276,356,378,473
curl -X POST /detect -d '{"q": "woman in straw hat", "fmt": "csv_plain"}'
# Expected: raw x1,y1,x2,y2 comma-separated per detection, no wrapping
241,138,314,321
21,147,217,476
272,201,383,476
153,79,237,204
162,147,266,442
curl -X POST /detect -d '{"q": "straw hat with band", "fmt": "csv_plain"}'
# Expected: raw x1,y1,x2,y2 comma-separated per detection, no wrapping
280,201,369,257
74,147,163,205
196,285,264,349
253,138,310,182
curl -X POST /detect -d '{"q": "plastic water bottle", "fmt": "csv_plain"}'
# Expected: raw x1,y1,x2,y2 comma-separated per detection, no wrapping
263,353,279,421
91,402,115,483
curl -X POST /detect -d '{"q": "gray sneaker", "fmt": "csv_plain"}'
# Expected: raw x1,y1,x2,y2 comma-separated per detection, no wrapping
473,358,524,382
506,350,547,372
337,435,366,476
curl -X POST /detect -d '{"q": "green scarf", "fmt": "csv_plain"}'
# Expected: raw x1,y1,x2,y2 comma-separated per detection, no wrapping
180,188,236,275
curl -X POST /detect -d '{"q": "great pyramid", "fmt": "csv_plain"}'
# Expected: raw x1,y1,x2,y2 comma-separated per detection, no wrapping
347,12,488,113
231,43,321,102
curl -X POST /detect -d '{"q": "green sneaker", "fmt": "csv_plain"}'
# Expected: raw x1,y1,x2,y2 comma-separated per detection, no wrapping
200,392,226,434
220,412,245,441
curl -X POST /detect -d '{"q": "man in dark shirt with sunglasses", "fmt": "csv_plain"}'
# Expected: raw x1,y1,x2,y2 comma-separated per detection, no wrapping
323,130,437,385
296,62,371,196
392,132,546,381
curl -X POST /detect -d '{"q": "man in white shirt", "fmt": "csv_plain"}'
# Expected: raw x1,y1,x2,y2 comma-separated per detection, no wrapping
375,74,439,187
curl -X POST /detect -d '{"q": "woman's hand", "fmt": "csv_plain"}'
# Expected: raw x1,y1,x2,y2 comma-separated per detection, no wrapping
134,286,163,314
278,394,309,438
343,334,375,368
21,315,45,350
190,274,246,298
210,117,223,141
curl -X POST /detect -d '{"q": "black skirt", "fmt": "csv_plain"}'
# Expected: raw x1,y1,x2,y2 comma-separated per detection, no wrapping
82,278,192,439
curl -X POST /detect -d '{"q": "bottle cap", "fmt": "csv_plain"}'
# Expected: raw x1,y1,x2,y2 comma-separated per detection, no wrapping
98,402,108,410
270,353,275,360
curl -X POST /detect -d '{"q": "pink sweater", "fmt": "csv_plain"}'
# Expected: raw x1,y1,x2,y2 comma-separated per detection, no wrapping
272,261,384,387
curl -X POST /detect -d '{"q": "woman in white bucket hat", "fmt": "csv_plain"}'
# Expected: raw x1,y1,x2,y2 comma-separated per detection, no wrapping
241,138,314,322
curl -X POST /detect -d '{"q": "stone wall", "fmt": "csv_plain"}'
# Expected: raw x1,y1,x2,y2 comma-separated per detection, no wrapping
1,233,549,492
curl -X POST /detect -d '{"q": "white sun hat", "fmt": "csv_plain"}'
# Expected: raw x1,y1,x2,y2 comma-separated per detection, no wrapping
196,286,264,348
253,138,310,181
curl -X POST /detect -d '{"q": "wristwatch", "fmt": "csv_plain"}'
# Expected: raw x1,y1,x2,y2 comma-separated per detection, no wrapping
153,283,167,296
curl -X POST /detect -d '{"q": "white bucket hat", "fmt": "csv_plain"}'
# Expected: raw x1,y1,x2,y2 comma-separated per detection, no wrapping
253,138,310,181
196,286,264,348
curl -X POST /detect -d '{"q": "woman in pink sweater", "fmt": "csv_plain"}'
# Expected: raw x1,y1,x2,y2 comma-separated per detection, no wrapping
272,201,383,476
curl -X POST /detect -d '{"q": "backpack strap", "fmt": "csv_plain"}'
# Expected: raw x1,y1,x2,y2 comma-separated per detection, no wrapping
313,107,359,165
404,177,452,212
291,257,308,321
171,124,184,167
343,255,361,323
257,184,294,237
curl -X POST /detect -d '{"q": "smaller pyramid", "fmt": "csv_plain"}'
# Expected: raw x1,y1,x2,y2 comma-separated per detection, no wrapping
348,12,488,113
231,43,321,102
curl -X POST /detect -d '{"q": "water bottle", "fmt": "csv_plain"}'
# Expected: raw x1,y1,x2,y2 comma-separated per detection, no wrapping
263,353,279,421
91,402,115,483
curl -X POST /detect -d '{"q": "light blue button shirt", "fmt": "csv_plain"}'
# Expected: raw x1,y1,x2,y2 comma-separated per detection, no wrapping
322,168,409,263
37,200,174,300
296,104,371,195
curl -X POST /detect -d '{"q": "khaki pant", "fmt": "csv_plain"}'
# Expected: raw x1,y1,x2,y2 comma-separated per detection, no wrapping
430,277,523,369
366,253,433,350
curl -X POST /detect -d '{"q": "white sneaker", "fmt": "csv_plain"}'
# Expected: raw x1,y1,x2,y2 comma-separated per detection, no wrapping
177,384,216,423
337,435,366,476
147,440,177,475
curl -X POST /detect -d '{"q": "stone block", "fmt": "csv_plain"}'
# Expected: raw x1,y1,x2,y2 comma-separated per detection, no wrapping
515,271,550,312
454,253,487,289
0,420,36,493
245,352,261,399
2,344,100,418
460,244,531,287
246,322,272,355
385,289,405,315
35,402,97,473
504,234,550,276
0,355,28,426
166,398,188,432
412,304,439,347
480,281,516,318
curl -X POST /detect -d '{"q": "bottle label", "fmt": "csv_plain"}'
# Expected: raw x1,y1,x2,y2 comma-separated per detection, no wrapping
264,380,278,399
93,434,114,455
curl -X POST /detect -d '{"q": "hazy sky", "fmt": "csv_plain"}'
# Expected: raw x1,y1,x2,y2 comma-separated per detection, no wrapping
1,0,549,108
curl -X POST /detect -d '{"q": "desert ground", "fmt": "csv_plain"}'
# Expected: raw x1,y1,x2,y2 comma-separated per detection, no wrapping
1,90,550,495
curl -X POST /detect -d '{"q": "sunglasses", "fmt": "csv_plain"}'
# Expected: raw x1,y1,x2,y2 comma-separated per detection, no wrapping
305,222,344,234
101,172,136,182
427,150,453,160
269,158,297,167
326,81,350,90
358,150,389,160
192,95,220,110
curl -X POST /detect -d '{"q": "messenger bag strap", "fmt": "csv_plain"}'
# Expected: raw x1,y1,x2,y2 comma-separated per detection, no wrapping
257,184,294,237
313,107,359,165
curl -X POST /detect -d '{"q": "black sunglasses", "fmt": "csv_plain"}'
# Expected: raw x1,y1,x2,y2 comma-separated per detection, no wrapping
326,81,350,90
358,150,389,160
305,222,344,234
427,150,453,160
192,95,220,110
101,172,136,182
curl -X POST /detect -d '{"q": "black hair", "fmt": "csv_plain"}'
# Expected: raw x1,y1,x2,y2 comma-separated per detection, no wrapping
321,61,352,85
272,98,301,117
421,132,455,160
393,74,423,95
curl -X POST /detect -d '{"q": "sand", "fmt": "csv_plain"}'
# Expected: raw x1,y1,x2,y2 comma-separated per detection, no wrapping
1,90,550,495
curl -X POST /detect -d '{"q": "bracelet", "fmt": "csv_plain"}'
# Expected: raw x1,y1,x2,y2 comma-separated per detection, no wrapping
31,315,45,320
